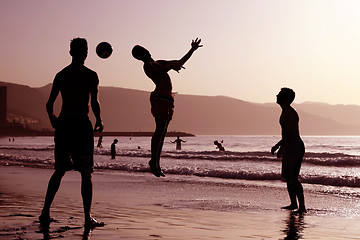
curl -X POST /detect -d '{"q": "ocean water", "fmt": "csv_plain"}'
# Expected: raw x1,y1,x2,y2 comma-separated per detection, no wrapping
1,135,360,193
3,135,360,239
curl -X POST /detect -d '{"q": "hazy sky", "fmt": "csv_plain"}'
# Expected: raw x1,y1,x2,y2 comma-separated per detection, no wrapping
1,0,360,105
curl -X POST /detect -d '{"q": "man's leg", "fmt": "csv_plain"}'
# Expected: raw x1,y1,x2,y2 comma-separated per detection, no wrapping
155,118,169,166
282,180,298,210
81,171,104,228
294,179,306,212
40,170,66,222
150,117,168,177
81,171,93,224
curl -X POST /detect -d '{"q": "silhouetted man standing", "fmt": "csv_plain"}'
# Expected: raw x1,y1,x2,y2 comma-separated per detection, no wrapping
271,88,306,214
111,139,118,159
132,38,202,177
39,38,104,228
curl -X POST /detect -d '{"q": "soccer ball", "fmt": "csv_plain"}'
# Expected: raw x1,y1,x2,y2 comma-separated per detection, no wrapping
96,42,113,59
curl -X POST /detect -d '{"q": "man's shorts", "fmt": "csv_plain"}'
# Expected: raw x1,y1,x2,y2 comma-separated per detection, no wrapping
54,115,94,173
150,92,174,122
281,140,305,180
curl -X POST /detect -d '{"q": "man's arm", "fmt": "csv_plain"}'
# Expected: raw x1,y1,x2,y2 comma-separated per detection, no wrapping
271,139,283,155
179,38,202,66
46,79,60,129
158,38,202,73
90,81,103,132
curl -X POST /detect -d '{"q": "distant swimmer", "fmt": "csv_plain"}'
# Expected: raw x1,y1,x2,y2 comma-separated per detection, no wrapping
271,88,306,214
132,38,202,177
171,136,186,150
214,140,225,151
111,139,118,159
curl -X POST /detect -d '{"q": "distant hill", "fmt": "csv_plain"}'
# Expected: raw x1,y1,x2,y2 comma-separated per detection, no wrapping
294,102,360,127
0,81,49,127
2,81,360,135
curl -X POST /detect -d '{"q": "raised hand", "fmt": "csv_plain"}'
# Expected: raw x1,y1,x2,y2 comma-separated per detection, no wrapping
191,38,203,51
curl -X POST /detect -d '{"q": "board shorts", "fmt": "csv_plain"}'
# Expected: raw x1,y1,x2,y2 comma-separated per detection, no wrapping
280,139,305,180
150,91,174,122
54,115,94,173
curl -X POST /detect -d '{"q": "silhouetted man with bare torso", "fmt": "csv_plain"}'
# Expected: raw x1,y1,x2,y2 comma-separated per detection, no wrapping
271,88,306,214
132,38,202,177
171,136,186,150
39,38,104,228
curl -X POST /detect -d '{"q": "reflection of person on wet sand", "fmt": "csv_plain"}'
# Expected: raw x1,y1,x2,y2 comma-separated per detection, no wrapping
39,38,104,229
171,136,186,150
282,212,305,240
132,38,202,177
214,140,225,151
271,88,306,213
111,139,118,159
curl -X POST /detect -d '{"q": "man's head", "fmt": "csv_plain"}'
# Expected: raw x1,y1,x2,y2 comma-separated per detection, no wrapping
277,87,295,105
132,45,151,61
70,38,88,60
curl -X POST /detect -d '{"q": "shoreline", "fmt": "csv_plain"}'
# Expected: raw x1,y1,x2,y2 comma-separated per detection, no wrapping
0,128,195,137
1,166,360,239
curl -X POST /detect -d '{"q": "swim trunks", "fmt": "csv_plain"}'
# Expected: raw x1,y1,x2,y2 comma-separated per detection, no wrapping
281,139,305,180
54,115,94,173
150,91,174,122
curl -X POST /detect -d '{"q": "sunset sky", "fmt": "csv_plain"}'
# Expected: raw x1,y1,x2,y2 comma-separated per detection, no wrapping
1,0,360,105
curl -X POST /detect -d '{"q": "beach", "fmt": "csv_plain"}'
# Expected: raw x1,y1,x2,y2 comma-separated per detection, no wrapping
1,165,360,239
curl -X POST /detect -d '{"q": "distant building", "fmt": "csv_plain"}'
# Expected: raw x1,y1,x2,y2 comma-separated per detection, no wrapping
0,86,6,125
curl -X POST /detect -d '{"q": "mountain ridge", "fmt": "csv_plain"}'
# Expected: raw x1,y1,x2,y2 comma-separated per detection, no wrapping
2,81,360,135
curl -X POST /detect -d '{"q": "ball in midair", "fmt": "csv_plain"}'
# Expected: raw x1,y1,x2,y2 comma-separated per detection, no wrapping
96,42,113,59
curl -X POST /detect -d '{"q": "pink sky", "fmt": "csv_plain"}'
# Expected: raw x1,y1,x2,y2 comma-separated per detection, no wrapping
1,0,360,105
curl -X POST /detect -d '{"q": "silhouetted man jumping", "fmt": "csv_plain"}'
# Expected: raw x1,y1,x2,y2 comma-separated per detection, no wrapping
39,38,104,228
132,38,202,177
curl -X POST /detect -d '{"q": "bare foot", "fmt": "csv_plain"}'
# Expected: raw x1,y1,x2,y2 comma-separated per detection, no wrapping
38,214,57,227
85,217,104,229
158,167,165,177
281,205,298,210
149,160,160,177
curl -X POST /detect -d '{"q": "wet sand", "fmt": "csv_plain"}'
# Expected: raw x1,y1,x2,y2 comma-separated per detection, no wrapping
1,166,360,239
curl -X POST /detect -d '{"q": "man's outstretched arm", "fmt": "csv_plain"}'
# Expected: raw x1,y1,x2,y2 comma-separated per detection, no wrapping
158,38,202,72
178,38,202,66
